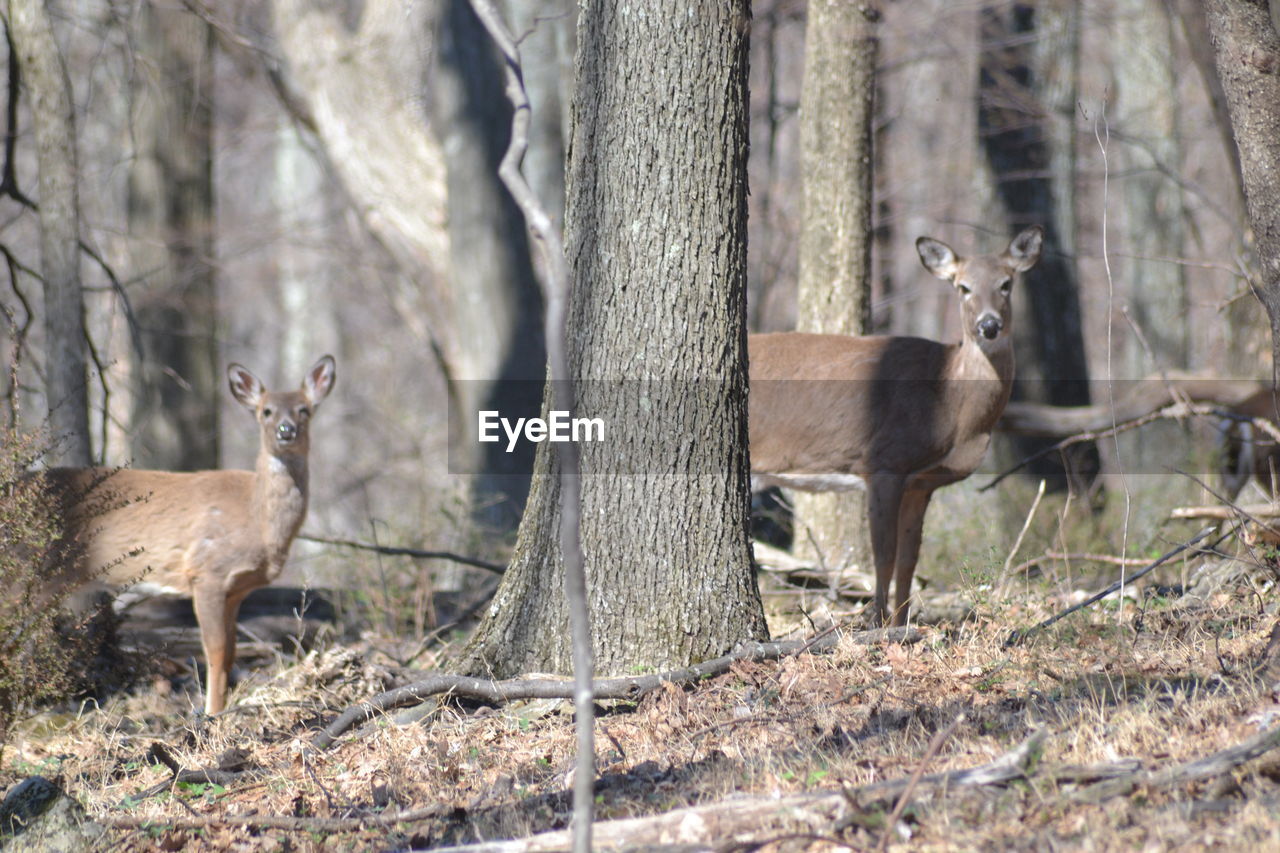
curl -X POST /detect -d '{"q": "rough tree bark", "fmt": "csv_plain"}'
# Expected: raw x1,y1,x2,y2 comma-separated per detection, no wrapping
8,0,89,465
126,0,218,470
462,0,768,677
789,1,877,575
1205,0,1280,398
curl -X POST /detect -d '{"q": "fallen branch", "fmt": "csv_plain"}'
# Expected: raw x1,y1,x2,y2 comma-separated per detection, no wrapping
311,627,919,751
997,378,1264,438
1074,721,1280,803
1172,503,1280,520
418,729,1045,853
1004,525,1222,647
104,805,447,834
299,534,505,574
984,401,1234,492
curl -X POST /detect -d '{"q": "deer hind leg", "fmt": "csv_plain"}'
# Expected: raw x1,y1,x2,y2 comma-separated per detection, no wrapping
867,473,906,627
890,486,934,627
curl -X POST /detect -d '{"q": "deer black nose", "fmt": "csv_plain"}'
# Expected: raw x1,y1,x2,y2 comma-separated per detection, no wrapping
276,421,298,443
977,315,1002,340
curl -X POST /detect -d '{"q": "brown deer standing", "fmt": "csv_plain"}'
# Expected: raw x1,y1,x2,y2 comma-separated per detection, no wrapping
749,227,1042,626
1220,388,1280,501
42,356,336,713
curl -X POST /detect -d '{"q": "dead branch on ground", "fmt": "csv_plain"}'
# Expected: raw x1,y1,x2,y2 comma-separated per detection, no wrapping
311,627,919,751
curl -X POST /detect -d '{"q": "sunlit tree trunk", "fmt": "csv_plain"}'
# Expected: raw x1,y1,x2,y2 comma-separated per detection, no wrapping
790,1,877,576
9,0,89,465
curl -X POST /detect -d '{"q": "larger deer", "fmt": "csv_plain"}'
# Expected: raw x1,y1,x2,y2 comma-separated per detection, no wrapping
41,356,336,714
749,227,1042,626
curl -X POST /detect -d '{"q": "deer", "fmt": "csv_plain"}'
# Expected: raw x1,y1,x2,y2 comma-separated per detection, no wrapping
749,226,1043,626
39,355,336,714
1219,388,1280,501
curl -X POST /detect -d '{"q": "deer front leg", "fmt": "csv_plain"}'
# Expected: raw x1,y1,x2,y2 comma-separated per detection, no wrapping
867,473,906,627
891,486,934,627
193,584,231,714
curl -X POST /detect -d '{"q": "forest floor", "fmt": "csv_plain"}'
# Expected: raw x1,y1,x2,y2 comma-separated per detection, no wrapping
5,523,1280,851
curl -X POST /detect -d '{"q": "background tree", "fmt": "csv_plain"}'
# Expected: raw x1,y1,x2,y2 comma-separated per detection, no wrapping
462,0,767,678
978,0,1093,488
789,1,878,575
8,0,89,466
126,0,218,470
1205,0,1280,396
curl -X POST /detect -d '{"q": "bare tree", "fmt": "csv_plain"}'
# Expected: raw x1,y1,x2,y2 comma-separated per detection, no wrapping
462,0,767,678
127,0,218,470
789,0,878,575
7,0,89,465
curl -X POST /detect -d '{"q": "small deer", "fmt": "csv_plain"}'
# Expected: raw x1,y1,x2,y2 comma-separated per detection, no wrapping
42,356,336,713
1220,388,1280,501
749,227,1043,626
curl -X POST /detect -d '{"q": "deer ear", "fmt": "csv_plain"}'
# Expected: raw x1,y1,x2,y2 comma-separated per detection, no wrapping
916,237,959,281
304,355,337,406
227,364,265,411
1006,225,1044,272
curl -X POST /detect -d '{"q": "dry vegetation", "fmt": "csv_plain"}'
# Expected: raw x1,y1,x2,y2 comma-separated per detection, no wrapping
5,514,1280,851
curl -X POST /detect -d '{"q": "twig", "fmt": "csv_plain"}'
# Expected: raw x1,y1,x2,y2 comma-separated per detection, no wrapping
463,4,593,850
983,401,1233,492
999,478,1045,594
1004,525,1222,647
876,714,964,853
299,533,504,574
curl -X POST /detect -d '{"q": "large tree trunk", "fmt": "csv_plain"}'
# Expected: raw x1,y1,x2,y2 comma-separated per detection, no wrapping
1204,0,1280,396
789,1,877,575
462,0,767,678
126,0,218,470
978,0,1093,488
9,0,89,465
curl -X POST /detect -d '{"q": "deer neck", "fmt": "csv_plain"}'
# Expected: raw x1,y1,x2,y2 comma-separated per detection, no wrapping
946,335,1015,431
253,449,309,558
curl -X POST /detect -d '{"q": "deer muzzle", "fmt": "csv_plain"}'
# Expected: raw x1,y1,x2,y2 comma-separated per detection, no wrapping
276,421,298,444
977,314,1003,341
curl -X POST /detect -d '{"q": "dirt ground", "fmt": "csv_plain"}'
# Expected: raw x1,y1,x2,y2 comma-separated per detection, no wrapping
6,533,1280,851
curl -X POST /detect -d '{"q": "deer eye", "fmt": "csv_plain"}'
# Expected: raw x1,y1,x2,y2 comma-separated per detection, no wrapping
957,283,971,296
262,406,274,418
999,279,1012,293
298,407,311,420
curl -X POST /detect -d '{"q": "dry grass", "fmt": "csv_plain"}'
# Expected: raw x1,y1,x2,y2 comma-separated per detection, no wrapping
6,532,1280,850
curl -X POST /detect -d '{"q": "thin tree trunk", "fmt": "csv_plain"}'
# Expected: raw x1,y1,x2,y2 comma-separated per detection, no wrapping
8,0,89,465
126,0,217,470
1115,0,1187,375
790,1,878,575
462,0,767,678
